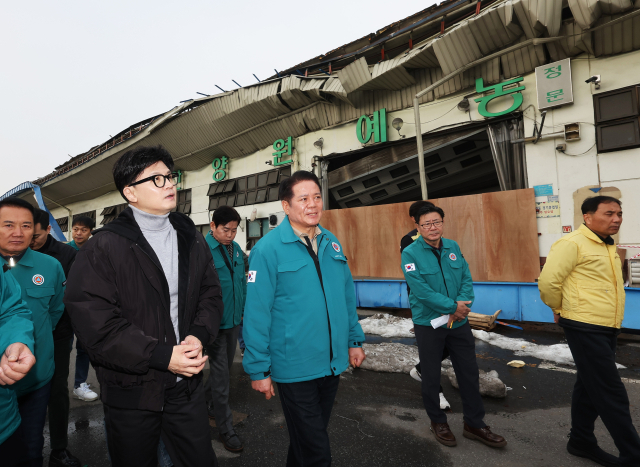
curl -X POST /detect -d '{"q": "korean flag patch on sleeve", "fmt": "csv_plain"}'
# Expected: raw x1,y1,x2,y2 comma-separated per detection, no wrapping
404,263,416,272
247,271,256,283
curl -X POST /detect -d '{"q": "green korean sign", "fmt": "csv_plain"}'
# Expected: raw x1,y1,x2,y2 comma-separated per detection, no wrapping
272,136,293,166
475,77,525,118
212,156,228,182
357,108,387,144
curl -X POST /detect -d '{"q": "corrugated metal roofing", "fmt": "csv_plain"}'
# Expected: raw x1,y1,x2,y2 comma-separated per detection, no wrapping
36,0,640,202
512,0,564,38
569,0,635,29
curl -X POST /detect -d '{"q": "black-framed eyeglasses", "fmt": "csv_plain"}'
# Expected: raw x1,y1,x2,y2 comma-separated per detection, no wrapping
419,220,443,229
129,172,179,189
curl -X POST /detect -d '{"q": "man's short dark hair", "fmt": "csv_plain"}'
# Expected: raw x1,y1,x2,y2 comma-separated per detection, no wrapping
581,196,622,215
0,197,35,221
33,208,50,230
212,206,241,227
409,200,435,219
413,203,445,224
279,170,322,203
113,146,175,201
72,216,95,229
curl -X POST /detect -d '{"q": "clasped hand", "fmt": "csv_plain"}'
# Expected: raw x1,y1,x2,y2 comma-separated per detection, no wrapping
168,335,208,377
0,343,36,385
451,300,472,323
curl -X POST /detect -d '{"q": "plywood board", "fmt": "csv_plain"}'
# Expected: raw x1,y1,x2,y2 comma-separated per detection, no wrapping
482,189,540,282
321,188,539,282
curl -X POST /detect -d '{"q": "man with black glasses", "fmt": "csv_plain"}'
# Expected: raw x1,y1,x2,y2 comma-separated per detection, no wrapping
402,203,506,450
65,145,223,467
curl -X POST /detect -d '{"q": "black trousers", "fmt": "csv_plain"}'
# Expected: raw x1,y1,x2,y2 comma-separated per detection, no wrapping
415,347,450,393
414,322,485,428
48,337,73,451
277,375,340,467
563,326,640,466
103,378,216,467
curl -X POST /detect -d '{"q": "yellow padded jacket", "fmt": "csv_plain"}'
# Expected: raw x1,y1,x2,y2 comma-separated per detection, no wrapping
538,224,625,328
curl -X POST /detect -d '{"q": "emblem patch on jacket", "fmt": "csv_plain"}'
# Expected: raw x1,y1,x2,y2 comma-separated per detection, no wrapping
32,274,45,286
404,263,416,272
449,253,457,261
332,242,340,252
247,271,256,283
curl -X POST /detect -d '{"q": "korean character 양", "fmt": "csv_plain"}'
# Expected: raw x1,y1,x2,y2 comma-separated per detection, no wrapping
547,89,564,103
272,137,292,159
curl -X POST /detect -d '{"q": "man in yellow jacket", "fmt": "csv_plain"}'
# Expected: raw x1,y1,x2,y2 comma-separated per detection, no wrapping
539,195,640,467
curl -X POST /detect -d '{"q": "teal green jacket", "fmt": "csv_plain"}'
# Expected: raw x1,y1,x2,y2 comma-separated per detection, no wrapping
242,216,365,383
401,237,474,329
2,249,66,396
0,270,35,444
204,232,246,329
66,240,79,251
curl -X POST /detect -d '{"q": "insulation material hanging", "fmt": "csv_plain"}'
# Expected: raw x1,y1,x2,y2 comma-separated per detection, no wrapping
322,77,355,106
401,38,440,68
593,13,640,56
546,20,594,61
362,56,416,91
279,76,314,109
501,36,546,78
336,57,372,94
511,0,564,39
466,1,524,54
432,21,483,75
568,0,635,29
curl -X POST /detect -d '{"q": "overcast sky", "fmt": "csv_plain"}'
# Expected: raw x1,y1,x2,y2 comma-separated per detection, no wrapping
0,0,438,197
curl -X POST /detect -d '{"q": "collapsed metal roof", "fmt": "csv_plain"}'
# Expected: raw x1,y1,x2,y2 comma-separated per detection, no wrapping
35,0,640,205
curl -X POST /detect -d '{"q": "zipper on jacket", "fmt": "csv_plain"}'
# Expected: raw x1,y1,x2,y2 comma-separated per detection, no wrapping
430,248,450,296
302,236,334,375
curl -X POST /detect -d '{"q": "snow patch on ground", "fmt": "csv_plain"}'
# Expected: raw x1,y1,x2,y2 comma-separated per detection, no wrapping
359,313,414,338
359,343,419,374
359,313,627,369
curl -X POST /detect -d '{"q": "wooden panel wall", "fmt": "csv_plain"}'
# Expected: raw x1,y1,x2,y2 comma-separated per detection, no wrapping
320,188,540,283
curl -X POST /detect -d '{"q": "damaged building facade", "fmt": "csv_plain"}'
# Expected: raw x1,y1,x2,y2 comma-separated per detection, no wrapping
5,0,640,304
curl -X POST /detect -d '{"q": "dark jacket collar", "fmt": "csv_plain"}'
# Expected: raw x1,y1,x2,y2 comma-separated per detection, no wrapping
95,206,196,246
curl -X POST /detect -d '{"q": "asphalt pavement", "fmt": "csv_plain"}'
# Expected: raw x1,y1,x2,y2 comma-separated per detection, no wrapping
45,312,640,467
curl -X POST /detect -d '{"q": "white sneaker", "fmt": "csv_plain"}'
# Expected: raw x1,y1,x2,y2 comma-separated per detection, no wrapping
439,392,451,410
410,367,422,382
73,383,98,401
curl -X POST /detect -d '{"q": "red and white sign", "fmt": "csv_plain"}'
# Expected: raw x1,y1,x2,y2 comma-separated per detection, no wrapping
562,225,572,233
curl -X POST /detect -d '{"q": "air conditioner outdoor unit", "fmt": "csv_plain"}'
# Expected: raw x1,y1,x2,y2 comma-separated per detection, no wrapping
269,211,285,229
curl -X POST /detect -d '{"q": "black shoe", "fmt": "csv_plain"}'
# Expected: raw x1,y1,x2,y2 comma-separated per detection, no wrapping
219,430,244,452
567,438,619,467
207,405,216,420
49,449,81,467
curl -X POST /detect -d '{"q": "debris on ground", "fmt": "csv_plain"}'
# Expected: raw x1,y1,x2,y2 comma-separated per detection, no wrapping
507,360,526,368
468,310,501,331
445,368,508,398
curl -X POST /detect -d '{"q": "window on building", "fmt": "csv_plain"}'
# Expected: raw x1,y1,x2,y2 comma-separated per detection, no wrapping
56,216,68,232
73,211,96,222
246,218,270,250
594,85,640,153
208,165,291,212
195,224,210,237
175,189,192,214
100,203,127,225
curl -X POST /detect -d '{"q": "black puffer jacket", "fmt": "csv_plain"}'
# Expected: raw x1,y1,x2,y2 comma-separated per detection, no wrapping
64,207,223,411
